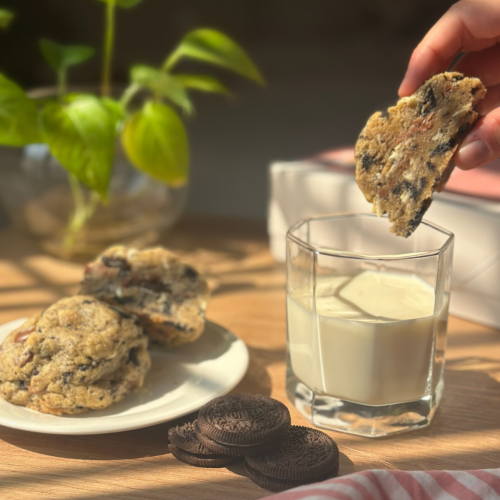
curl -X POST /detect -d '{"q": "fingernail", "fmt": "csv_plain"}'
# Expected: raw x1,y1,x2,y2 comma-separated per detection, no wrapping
457,140,490,169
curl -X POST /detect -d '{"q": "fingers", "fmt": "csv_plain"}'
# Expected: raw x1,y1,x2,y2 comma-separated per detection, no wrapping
398,45,456,98
454,46,500,113
455,108,500,170
476,83,500,115
399,0,500,97
454,44,500,88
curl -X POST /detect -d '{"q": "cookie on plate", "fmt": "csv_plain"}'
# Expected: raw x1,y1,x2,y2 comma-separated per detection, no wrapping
355,72,486,237
79,246,210,347
196,394,291,457
0,296,150,415
245,426,339,492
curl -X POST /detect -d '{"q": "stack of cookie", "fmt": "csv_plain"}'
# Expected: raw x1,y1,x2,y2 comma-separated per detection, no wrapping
168,394,290,465
0,296,151,415
168,420,240,468
168,394,340,492
0,245,209,415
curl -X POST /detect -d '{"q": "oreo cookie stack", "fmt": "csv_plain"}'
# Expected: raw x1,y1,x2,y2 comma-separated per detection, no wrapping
168,393,340,492
168,420,240,468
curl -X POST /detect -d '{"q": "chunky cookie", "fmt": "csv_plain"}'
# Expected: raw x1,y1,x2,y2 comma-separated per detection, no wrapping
355,72,486,236
79,246,210,347
0,296,150,415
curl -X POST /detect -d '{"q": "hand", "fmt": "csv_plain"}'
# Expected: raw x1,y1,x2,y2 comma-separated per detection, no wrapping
399,0,500,170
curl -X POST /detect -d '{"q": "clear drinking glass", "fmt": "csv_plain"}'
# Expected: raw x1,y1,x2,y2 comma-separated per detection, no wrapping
286,213,454,437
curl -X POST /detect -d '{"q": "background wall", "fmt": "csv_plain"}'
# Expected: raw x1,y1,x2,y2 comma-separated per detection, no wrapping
0,0,457,219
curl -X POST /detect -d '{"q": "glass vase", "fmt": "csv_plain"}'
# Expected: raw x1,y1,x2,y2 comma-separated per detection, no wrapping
0,142,187,260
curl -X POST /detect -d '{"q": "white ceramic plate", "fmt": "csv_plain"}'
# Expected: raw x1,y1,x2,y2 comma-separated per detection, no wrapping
0,318,249,435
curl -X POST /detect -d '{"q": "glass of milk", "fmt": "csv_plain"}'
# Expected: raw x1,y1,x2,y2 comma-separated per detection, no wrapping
286,213,454,437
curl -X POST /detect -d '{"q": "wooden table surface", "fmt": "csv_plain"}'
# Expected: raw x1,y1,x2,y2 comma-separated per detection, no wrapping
1,216,500,500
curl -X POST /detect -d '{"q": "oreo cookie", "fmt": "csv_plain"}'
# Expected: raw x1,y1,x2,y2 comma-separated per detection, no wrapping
245,462,333,493
196,393,291,456
168,444,240,468
196,428,282,457
168,420,213,455
168,420,241,467
244,426,339,491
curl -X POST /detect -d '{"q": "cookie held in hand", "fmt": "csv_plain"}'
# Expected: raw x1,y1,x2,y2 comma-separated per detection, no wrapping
355,72,486,237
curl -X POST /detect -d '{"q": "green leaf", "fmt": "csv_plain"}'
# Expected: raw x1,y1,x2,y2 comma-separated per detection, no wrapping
130,64,163,86
164,29,264,85
64,92,95,103
122,101,188,186
96,0,144,7
0,9,14,29
101,97,125,129
40,95,115,199
39,39,95,72
0,75,41,146
66,93,124,129
131,65,193,115
173,74,231,96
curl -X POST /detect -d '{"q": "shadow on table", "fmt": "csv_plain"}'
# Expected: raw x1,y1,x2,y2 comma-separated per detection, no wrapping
445,357,500,384
338,356,500,463
232,346,285,395
447,329,500,348
0,346,283,461
0,414,194,461
0,461,267,498
423,357,500,436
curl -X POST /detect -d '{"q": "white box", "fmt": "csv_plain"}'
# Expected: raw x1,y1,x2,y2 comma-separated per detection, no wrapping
268,150,500,329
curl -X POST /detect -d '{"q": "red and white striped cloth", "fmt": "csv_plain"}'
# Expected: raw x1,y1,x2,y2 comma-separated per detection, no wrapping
262,469,500,500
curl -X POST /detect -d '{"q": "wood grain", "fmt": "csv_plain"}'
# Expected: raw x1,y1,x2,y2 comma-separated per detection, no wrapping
0,216,499,500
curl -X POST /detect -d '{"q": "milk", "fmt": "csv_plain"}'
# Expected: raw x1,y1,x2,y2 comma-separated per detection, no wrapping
287,271,449,406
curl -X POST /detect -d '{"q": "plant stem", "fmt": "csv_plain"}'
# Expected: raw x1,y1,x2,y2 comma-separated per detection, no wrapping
120,82,141,110
101,0,116,97
57,68,67,102
68,173,84,219
64,174,100,250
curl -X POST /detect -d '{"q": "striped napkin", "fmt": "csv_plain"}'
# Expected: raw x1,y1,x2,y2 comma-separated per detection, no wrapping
262,469,500,500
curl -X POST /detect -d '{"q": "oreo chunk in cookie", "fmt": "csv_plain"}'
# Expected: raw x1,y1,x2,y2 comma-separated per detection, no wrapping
79,245,209,347
245,426,339,492
196,394,291,456
355,72,486,237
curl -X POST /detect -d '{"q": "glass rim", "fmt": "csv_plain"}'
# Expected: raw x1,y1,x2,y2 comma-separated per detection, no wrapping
286,212,454,261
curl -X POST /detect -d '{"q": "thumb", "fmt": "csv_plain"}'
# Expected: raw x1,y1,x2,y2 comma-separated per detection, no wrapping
455,110,500,170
